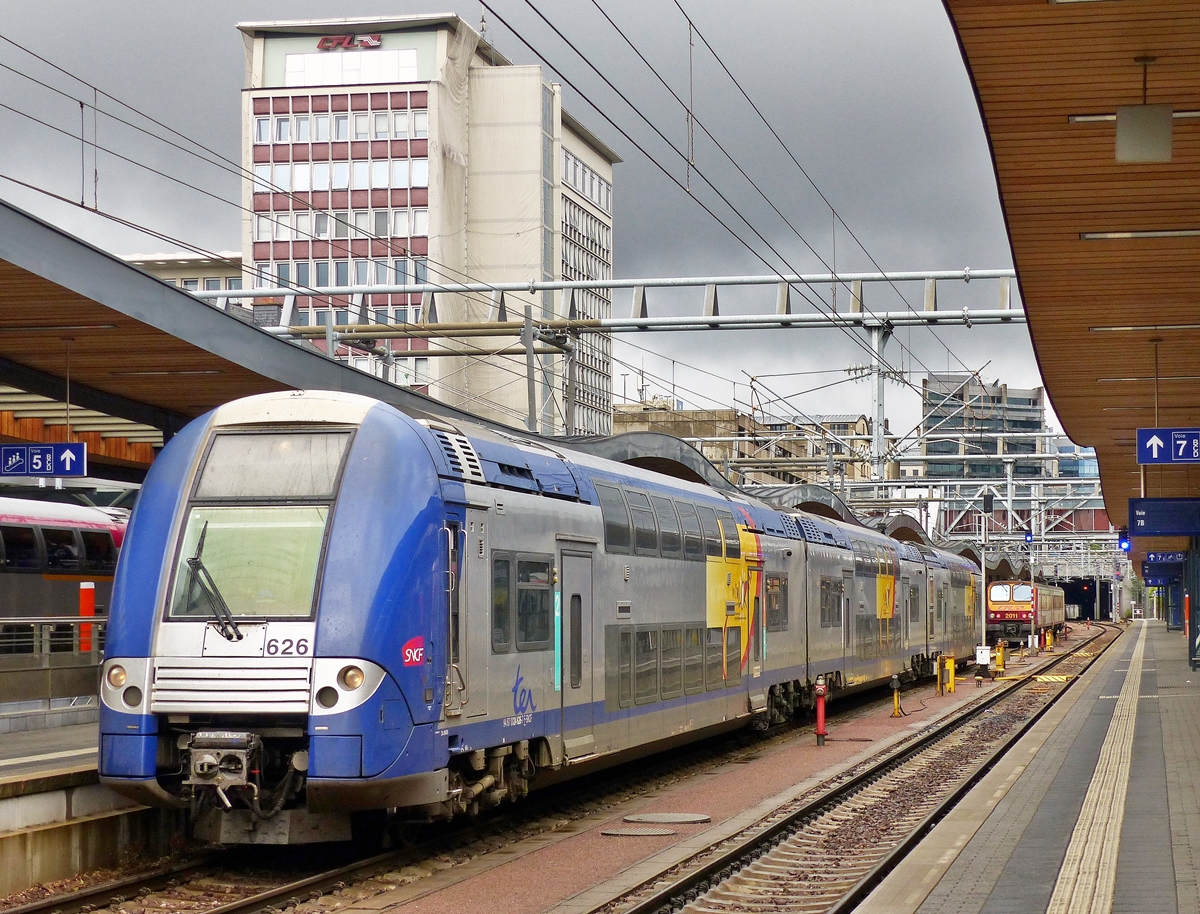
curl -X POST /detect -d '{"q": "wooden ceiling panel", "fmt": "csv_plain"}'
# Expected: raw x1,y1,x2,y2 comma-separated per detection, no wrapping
945,0,1200,546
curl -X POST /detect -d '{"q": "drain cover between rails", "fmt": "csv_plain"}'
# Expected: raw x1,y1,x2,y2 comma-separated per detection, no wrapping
624,813,712,824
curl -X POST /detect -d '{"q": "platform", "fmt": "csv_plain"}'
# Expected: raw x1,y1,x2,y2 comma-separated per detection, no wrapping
0,721,96,783
860,620,1197,914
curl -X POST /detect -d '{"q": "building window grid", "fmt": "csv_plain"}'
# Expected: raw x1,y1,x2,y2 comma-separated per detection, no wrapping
252,158,430,195
560,197,613,433
254,95,616,419
252,96,430,146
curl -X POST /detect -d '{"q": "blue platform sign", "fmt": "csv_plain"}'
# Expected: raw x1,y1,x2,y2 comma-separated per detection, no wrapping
1130,498,1200,536
0,443,86,478
1137,427,1200,464
1147,551,1188,564
1143,561,1183,578
1146,575,1178,587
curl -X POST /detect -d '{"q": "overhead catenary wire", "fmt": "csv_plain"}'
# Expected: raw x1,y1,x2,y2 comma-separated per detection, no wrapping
0,169,552,422
4,20,929,421
0,33,542,330
674,0,977,375
0,23,977,433
482,1,919,391
0,31,632,432
2,43,854,439
0,46,565,407
581,0,955,385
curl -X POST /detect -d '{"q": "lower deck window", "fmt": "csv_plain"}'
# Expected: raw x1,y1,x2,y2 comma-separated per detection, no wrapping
766,574,788,631
618,629,632,707
635,628,658,703
725,626,741,685
684,627,704,694
661,628,682,697
705,627,724,690
517,560,552,649
492,552,554,652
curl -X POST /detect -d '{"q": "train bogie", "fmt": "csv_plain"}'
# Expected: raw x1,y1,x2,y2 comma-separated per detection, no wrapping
97,391,982,844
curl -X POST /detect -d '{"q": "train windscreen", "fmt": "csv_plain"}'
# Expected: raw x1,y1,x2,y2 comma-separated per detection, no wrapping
168,505,328,619
1012,584,1033,602
989,583,1011,602
166,430,351,621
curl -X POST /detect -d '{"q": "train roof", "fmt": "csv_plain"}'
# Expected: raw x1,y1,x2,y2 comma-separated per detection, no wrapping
207,392,978,572
0,495,123,529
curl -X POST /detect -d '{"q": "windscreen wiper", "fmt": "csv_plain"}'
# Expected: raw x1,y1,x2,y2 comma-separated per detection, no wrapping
184,521,242,642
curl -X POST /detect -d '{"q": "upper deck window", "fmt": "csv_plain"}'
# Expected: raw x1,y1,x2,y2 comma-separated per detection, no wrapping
594,483,631,553
196,432,351,500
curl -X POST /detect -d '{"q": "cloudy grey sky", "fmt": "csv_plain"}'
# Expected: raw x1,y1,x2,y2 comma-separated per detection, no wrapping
0,1,1047,437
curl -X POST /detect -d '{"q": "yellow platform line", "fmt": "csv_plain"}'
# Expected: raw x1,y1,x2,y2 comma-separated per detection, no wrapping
1047,622,1146,914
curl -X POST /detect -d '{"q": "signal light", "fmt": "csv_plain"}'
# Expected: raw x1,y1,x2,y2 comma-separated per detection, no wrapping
1025,531,1034,544
1119,528,1131,552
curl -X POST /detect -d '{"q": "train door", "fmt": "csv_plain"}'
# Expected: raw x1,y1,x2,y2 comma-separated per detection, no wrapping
461,508,490,718
443,520,467,718
560,550,595,760
841,570,853,677
748,565,765,712
901,577,911,650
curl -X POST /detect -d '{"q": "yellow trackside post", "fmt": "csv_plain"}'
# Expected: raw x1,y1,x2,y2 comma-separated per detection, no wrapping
997,641,1005,673
947,656,956,693
1047,628,1054,651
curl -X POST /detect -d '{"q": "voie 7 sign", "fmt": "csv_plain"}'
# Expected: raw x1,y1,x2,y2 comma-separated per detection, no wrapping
1137,427,1200,464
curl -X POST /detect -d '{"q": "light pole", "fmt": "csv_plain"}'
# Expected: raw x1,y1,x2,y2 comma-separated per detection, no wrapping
1026,529,1034,649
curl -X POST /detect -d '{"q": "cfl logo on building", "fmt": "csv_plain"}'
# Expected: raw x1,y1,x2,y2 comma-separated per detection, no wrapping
317,34,383,50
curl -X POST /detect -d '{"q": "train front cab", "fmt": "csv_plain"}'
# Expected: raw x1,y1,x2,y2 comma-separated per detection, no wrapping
99,393,458,844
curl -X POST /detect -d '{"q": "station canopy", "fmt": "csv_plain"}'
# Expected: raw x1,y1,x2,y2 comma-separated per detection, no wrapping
945,0,1200,561
0,198,486,480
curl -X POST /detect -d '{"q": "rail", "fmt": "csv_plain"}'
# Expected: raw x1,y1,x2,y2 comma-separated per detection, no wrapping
592,624,1122,914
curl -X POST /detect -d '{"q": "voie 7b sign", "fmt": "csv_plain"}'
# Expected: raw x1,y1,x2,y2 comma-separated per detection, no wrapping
0,443,86,477
1130,498,1200,537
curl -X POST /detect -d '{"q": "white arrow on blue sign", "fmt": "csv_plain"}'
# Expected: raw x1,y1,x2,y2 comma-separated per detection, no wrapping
1138,428,1200,464
1147,551,1187,564
0,443,87,478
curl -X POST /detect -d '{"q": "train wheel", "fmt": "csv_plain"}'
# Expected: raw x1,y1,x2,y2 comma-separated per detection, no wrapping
350,809,389,851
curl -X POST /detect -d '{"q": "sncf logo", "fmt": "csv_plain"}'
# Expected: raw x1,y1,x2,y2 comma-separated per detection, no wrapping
402,636,426,667
317,34,383,50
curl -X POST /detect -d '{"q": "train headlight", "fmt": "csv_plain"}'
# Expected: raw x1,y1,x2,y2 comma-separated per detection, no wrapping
316,686,338,708
122,686,142,708
338,665,365,690
107,665,127,688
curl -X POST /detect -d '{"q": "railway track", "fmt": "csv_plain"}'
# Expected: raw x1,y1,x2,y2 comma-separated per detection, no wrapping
5,630,1113,914
586,624,1122,914
2,684,897,914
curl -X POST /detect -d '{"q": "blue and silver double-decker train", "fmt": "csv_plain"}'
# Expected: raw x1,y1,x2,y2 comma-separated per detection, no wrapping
98,391,978,844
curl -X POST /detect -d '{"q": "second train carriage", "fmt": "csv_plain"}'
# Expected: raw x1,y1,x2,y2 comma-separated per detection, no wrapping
97,391,979,844
0,497,124,654
986,580,1065,644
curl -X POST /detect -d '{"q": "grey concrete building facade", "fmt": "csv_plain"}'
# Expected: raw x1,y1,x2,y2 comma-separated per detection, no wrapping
238,14,618,433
